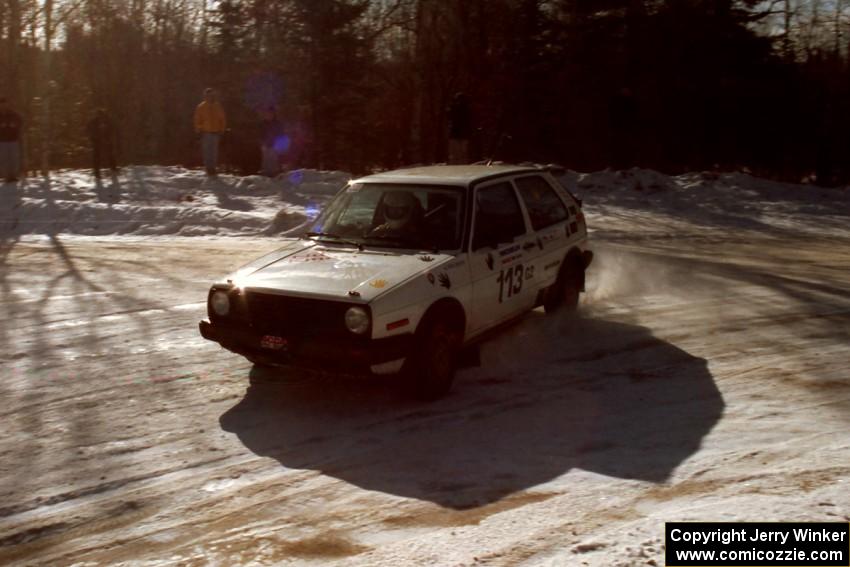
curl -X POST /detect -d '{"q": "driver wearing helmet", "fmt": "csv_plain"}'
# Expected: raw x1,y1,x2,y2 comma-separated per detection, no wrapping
369,191,424,238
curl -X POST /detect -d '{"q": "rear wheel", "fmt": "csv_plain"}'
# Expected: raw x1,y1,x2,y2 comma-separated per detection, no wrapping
544,257,582,314
404,316,460,400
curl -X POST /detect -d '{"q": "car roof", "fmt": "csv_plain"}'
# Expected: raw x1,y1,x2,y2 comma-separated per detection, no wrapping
353,164,543,187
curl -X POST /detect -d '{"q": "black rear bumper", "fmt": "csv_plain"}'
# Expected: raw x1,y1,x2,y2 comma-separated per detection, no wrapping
199,319,413,372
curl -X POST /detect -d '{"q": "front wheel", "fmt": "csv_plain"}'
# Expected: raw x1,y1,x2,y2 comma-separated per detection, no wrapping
403,318,459,400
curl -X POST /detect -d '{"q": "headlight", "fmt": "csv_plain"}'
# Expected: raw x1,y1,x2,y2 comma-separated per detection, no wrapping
211,290,230,316
345,306,370,334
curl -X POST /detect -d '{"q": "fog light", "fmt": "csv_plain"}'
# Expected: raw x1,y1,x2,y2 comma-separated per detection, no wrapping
211,290,230,316
345,306,370,334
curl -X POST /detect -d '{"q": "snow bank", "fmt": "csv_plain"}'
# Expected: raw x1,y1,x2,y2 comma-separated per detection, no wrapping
561,168,850,239
0,165,847,239
0,166,351,237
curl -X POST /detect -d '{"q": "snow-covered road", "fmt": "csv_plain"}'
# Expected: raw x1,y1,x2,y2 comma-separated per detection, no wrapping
1,166,849,565
1,227,848,566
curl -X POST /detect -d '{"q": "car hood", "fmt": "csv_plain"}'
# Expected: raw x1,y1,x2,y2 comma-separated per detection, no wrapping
230,240,452,302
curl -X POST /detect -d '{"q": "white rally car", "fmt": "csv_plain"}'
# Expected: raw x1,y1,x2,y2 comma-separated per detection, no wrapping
199,164,592,398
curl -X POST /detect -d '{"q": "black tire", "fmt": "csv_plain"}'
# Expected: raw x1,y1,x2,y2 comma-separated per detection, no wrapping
544,257,582,314
403,316,460,400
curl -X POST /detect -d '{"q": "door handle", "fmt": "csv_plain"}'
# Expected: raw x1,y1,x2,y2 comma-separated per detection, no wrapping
522,242,537,251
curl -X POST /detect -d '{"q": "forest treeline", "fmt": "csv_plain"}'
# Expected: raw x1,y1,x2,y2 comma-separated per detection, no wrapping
0,0,848,183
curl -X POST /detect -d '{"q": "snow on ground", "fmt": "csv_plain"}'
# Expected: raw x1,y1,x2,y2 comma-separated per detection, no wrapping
0,165,848,566
0,166,350,238
0,165,848,241
560,168,850,240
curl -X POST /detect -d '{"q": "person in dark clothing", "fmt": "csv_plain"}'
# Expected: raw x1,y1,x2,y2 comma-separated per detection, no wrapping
87,108,118,179
448,92,471,164
259,108,283,177
0,98,23,182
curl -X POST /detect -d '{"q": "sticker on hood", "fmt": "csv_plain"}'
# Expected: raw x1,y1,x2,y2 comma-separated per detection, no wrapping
286,251,333,263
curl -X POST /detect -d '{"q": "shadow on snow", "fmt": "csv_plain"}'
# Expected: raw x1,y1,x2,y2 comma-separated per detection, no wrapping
219,312,723,509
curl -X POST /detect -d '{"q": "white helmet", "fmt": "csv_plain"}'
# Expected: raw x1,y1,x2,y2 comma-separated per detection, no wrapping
382,191,420,227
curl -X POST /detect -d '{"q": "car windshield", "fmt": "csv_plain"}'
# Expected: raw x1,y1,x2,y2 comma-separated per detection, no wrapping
308,183,465,251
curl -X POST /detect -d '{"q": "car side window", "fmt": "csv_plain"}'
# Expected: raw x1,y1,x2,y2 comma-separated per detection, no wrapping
472,182,527,250
515,175,569,230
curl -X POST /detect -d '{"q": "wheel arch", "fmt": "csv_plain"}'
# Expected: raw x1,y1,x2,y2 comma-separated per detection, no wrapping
562,246,586,291
416,297,466,339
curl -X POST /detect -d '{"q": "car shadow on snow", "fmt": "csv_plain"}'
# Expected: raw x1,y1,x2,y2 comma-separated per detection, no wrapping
219,311,723,509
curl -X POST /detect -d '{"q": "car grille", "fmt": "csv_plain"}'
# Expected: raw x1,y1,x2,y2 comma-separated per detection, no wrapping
227,291,356,340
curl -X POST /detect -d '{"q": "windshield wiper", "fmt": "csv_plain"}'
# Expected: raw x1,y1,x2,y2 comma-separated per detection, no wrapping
305,231,364,251
365,234,440,253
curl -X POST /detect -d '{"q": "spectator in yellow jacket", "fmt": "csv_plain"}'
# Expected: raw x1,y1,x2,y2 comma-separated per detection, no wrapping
194,88,226,176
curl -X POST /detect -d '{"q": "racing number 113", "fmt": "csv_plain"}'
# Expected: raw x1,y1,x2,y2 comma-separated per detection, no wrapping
497,263,523,303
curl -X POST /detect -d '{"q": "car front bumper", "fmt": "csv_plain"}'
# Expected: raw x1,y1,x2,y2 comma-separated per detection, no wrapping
199,319,413,373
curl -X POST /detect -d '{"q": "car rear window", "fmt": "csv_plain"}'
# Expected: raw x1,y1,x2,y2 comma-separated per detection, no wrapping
515,175,569,230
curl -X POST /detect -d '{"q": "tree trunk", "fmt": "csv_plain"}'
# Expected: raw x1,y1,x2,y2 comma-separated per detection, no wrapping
42,0,54,177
